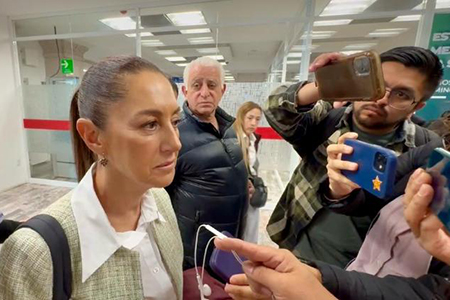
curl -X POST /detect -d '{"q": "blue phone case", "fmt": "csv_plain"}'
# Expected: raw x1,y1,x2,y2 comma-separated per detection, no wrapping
427,148,450,230
342,139,397,199
209,231,247,282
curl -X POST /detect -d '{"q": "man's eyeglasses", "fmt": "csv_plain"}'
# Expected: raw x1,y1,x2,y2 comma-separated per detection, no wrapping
385,88,418,110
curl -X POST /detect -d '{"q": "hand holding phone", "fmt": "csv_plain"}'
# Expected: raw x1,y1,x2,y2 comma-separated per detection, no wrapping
341,139,397,199
427,148,450,230
404,166,450,266
209,231,247,283
326,132,361,199
315,51,385,102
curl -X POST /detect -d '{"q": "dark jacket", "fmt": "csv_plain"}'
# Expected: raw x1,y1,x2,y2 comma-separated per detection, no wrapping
316,259,450,300
166,102,248,270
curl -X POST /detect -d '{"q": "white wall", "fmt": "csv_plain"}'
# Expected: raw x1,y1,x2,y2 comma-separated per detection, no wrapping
0,15,28,192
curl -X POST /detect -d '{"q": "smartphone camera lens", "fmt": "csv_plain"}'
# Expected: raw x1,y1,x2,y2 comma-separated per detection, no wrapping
374,152,387,172
354,56,371,76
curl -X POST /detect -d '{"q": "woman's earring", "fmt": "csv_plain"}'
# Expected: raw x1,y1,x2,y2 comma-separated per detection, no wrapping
99,154,108,167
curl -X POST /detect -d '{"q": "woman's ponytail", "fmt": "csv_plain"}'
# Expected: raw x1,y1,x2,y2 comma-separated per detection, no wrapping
70,90,96,182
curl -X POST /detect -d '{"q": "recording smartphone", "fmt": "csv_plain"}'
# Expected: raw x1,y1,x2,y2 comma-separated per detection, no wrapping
315,51,385,102
427,148,450,230
209,231,247,282
342,139,397,199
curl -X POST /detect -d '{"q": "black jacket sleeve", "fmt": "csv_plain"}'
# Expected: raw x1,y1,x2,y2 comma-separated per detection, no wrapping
316,259,450,300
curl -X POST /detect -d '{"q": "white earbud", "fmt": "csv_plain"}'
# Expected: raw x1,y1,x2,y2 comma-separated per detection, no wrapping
202,284,212,297
197,274,211,299
194,225,227,300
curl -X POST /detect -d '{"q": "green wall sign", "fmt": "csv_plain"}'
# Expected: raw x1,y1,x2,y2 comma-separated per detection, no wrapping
60,58,74,74
417,13,450,121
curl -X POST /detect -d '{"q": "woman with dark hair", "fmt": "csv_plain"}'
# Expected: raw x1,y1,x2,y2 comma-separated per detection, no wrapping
233,101,263,243
0,56,183,299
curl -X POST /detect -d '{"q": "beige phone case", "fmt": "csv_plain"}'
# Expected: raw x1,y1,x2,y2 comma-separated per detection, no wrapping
315,51,386,102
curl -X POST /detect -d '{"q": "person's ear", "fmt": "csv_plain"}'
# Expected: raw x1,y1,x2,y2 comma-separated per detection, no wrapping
414,101,426,112
182,85,188,97
76,118,107,157
222,83,227,94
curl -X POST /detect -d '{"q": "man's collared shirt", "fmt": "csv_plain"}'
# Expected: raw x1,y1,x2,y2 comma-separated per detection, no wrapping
71,165,176,299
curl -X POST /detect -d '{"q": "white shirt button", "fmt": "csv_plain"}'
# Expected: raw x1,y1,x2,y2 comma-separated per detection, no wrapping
153,267,160,273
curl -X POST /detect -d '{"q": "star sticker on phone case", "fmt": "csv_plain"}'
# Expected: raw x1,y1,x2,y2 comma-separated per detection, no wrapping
372,176,382,191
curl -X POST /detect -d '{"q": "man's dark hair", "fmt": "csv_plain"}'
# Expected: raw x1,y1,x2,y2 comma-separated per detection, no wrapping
380,46,443,101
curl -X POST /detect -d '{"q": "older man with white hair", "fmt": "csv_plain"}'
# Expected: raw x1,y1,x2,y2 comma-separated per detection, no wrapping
166,57,249,271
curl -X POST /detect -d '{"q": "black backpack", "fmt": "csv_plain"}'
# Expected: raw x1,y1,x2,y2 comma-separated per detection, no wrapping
17,215,72,300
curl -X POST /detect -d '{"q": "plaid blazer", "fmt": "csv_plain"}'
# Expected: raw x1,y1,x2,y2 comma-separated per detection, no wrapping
0,188,183,299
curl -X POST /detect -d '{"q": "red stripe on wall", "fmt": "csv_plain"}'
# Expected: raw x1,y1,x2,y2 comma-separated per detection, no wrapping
255,127,282,140
23,119,70,131
23,119,284,140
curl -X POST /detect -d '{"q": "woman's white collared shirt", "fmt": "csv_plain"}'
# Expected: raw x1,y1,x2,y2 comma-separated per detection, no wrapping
71,165,176,299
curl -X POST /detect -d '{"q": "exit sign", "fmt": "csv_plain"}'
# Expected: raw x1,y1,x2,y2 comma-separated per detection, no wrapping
61,58,74,74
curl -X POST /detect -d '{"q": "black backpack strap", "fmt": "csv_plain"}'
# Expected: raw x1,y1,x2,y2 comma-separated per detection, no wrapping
0,219,22,243
19,215,72,300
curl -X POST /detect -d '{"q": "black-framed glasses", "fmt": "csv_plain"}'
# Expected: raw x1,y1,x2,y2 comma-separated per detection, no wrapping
385,88,418,110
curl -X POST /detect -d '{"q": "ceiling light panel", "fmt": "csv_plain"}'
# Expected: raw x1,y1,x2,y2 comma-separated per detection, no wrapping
367,28,408,37
301,31,336,39
180,28,211,34
155,50,177,56
165,56,186,62
166,11,207,26
197,48,219,54
100,17,140,30
125,32,153,37
437,0,450,9
343,43,377,50
391,15,421,22
188,37,214,44
320,0,376,16
287,52,302,58
141,39,165,47
314,19,352,26
413,0,450,9
206,55,224,60
291,44,319,51
176,63,189,67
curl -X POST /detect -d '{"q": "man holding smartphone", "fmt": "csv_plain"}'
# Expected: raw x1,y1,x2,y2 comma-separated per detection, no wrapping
265,46,443,268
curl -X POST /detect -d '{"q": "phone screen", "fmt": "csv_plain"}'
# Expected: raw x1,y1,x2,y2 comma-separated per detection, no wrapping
209,231,247,282
427,148,450,230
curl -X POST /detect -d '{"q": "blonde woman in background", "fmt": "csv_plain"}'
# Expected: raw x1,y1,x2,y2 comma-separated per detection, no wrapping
234,101,263,243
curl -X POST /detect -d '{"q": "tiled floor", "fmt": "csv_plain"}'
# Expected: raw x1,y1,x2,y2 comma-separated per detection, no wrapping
0,169,289,247
0,183,72,221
